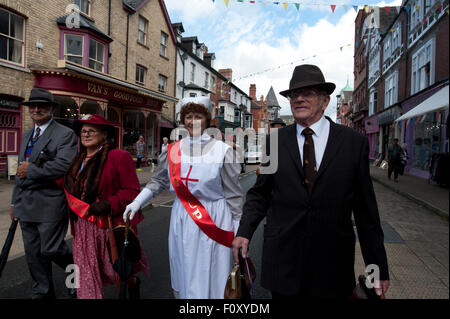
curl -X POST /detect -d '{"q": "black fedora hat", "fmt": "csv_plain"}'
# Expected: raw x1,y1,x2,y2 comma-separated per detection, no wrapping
22,88,58,106
279,64,336,97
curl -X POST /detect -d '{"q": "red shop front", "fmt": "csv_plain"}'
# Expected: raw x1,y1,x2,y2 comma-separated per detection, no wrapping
30,63,177,162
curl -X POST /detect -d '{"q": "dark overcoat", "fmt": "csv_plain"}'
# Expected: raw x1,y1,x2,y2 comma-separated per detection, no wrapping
237,118,389,298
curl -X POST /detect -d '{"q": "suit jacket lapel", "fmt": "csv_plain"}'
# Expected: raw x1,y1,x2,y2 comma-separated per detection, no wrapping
19,130,33,161
29,120,55,163
284,124,304,179
316,118,345,181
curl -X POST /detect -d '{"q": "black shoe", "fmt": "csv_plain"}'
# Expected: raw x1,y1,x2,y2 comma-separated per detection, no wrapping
128,277,141,300
68,288,77,299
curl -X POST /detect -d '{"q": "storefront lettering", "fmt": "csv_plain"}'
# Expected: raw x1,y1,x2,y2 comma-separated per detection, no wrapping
113,91,144,104
87,83,109,96
87,82,144,104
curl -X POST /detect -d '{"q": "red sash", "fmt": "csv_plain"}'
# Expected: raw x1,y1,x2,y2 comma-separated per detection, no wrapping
63,188,109,229
168,141,234,248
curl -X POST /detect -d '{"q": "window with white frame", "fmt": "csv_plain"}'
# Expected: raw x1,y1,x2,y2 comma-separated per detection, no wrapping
74,0,90,16
210,76,216,93
160,31,168,57
138,15,148,45
64,34,83,65
136,65,146,85
190,63,195,82
411,38,434,94
204,72,209,89
0,8,24,65
384,71,398,108
89,39,104,71
158,74,167,92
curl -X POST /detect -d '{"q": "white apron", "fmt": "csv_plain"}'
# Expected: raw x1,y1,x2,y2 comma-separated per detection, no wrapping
168,138,236,299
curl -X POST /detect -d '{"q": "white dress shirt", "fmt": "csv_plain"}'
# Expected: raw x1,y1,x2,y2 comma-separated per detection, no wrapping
33,118,53,139
296,115,330,170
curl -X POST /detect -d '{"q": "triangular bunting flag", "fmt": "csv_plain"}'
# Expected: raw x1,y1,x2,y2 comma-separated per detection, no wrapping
237,0,243,2
340,46,343,51
224,0,230,7
385,6,390,14
331,5,336,13
273,2,279,5
283,2,288,10
364,5,369,13
353,5,358,12
404,5,410,14
295,3,300,11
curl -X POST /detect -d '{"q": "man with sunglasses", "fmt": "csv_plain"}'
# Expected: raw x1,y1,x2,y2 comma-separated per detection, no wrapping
233,65,389,299
10,88,78,299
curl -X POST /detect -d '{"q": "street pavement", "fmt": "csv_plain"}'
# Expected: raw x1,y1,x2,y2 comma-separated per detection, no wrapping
0,163,448,299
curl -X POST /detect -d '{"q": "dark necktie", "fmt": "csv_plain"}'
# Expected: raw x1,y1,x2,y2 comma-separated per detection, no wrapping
32,127,41,143
302,127,317,193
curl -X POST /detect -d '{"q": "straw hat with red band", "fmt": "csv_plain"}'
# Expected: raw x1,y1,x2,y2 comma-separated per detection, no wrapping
73,114,116,138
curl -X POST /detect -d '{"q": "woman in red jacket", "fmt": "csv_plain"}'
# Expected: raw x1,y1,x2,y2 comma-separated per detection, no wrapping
64,114,148,299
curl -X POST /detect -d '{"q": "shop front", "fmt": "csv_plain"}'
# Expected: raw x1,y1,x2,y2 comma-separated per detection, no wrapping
396,84,449,180
31,62,177,163
0,97,22,174
364,114,380,160
377,106,402,159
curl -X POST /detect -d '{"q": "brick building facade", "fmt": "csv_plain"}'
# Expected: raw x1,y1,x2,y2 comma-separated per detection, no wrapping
0,0,178,174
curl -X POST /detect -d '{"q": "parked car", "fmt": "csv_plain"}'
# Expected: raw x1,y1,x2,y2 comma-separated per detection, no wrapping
245,145,262,164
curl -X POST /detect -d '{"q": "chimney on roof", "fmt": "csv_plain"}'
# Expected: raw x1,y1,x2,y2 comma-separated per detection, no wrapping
219,68,233,81
249,84,256,100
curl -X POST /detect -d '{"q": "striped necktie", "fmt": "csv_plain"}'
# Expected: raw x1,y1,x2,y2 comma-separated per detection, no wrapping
32,127,41,143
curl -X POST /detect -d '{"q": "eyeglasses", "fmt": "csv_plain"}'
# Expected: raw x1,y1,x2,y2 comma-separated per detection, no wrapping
80,129,100,136
288,88,322,100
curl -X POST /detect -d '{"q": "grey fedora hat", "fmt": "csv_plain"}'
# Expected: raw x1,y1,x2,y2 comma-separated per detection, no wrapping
279,64,336,97
22,88,58,106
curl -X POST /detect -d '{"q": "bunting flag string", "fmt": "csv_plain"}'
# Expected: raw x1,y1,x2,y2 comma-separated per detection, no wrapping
215,0,449,18
230,43,352,83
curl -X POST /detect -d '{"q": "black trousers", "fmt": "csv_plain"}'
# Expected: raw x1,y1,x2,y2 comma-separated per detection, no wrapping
388,159,401,179
20,219,73,299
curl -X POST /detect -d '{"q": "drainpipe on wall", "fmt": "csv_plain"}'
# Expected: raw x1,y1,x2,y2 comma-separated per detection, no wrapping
123,3,136,81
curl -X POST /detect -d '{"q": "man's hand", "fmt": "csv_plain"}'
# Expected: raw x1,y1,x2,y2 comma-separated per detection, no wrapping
16,161,30,179
9,206,18,222
232,236,249,264
375,280,390,297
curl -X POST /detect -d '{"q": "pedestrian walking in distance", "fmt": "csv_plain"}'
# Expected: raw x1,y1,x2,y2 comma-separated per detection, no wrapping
387,138,402,182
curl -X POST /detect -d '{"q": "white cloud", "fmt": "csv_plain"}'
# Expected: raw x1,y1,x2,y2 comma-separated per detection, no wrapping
165,0,404,122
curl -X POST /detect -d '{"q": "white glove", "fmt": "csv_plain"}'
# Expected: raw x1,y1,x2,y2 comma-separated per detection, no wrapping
123,188,153,222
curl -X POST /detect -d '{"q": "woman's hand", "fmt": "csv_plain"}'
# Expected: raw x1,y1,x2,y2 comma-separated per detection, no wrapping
123,201,141,222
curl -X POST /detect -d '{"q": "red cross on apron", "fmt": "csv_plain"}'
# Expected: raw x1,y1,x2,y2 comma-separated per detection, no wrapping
180,165,199,190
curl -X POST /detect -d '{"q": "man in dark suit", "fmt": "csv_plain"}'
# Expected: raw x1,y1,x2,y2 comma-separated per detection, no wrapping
9,88,78,299
232,65,389,298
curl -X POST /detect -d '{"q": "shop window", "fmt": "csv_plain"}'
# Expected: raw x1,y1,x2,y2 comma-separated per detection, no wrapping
0,8,25,65
123,110,145,156
53,96,79,128
106,107,119,123
80,100,102,117
146,113,157,158
413,113,444,172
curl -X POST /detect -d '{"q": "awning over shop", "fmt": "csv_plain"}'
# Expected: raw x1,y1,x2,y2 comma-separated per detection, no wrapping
396,86,449,122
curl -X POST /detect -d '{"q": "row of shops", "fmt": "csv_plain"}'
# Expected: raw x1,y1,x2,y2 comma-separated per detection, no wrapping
0,61,177,174
364,81,449,181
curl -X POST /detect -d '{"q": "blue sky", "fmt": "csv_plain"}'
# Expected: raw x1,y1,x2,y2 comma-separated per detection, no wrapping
165,0,402,120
